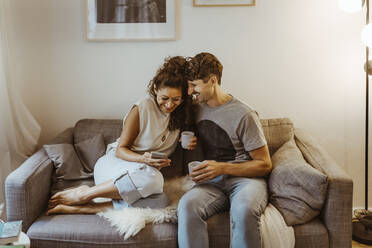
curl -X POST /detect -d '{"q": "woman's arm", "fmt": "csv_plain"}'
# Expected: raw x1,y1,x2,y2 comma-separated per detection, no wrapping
115,106,142,162
115,106,170,169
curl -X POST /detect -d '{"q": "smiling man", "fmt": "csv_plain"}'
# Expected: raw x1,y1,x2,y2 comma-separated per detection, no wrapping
178,52,272,248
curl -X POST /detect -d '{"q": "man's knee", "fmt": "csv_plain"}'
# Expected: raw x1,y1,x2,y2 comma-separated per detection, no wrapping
231,201,262,224
177,192,202,219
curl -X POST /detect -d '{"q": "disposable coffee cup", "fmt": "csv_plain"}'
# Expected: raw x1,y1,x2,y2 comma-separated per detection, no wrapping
181,131,195,149
188,161,201,175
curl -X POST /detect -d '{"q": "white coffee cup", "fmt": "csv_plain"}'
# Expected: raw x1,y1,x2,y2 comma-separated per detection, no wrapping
181,131,195,149
188,161,201,175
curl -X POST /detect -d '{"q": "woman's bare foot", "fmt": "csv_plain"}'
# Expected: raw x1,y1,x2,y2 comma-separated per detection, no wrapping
48,185,91,208
46,202,113,215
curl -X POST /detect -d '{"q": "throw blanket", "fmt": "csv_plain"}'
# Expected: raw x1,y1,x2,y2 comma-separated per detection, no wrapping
97,176,295,247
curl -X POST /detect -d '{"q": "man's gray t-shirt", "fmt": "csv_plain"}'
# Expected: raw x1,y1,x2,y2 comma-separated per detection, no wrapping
196,96,267,163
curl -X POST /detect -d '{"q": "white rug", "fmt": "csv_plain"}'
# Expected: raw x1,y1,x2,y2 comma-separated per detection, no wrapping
97,176,295,247
97,176,194,240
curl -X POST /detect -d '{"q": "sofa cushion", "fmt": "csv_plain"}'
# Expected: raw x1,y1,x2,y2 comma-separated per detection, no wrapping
260,118,294,155
27,213,230,248
43,144,92,181
269,139,328,225
27,214,177,248
74,119,122,145
44,141,97,195
75,134,106,173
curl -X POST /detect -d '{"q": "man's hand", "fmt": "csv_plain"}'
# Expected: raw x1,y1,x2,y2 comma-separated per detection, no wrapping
190,160,224,183
142,152,171,170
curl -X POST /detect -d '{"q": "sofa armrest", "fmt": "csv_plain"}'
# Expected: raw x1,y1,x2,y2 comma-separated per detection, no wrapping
5,149,53,231
5,127,74,231
294,128,353,248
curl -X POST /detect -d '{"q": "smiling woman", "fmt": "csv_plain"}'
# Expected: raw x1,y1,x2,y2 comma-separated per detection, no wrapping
47,56,195,215
156,87,184,114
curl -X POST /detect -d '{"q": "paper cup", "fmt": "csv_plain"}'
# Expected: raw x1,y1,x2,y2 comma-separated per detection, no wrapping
181,131,195,149
188,161,201,175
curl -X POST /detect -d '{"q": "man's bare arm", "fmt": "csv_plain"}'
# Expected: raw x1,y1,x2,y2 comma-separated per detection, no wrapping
191,145,272,183
223,145,272,177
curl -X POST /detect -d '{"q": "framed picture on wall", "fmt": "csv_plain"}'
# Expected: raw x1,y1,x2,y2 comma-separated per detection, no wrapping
86,0,177,41
193,0,255,7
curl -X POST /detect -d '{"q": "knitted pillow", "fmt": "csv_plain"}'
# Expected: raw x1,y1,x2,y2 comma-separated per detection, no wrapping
269,139,328,225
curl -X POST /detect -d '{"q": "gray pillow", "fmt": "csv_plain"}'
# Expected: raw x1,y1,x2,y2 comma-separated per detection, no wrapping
43,144,92,180
269,139,328,226
75,134,106,173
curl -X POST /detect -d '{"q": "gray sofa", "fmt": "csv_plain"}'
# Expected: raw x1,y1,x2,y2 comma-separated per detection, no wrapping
5,118,353,248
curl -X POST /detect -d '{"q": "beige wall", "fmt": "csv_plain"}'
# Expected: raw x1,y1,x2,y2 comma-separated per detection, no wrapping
5,0,370,208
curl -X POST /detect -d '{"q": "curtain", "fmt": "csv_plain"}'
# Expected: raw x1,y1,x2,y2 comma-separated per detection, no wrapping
0,0,41,219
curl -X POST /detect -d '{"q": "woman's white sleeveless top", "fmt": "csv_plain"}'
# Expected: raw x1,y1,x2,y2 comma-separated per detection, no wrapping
107,97,180,156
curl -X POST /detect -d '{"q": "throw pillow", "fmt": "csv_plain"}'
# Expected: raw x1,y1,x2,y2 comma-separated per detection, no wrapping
43,144,92,180
269,138,328,226
75,134,106,173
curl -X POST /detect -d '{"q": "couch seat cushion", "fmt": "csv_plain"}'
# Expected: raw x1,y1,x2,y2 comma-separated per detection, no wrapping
27,213,230,248
294,218,329,248
27,214,178,248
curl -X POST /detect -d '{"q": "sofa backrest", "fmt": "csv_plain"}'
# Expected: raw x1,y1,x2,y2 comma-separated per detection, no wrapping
73,118,294,156
260,118,294,156
74,119,122,145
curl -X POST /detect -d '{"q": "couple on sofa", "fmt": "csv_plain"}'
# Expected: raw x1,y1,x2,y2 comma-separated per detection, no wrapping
47,52,272,248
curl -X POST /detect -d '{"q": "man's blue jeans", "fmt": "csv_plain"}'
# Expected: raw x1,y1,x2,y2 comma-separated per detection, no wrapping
177,176,268,248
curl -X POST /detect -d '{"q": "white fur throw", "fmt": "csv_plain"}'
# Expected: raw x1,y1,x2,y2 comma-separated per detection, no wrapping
97,176,295,247
97,176,194,240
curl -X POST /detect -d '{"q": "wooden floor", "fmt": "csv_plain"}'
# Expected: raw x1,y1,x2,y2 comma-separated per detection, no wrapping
353,240,372,247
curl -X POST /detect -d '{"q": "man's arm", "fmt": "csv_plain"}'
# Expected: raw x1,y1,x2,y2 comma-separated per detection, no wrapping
191,145,272,183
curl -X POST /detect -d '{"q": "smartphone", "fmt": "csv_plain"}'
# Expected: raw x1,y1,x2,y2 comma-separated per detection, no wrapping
150,151,168,159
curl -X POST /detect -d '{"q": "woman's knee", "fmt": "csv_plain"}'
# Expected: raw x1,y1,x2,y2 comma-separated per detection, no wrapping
136,167,164,197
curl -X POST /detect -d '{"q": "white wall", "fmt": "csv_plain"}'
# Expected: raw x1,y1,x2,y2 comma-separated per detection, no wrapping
5,0,370,208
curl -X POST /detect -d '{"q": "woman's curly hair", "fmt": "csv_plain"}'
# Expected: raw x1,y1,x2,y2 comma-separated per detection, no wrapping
148,56,194,131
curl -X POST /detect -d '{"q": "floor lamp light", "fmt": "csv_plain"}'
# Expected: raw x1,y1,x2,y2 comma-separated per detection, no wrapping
339,0,372,245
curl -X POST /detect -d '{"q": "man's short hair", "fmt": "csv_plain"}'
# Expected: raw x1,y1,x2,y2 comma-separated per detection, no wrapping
186,52,223,85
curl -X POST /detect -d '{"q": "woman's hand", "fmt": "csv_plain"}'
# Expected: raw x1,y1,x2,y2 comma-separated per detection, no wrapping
142,152,171,170
187,136,197,150
179,136,198,150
